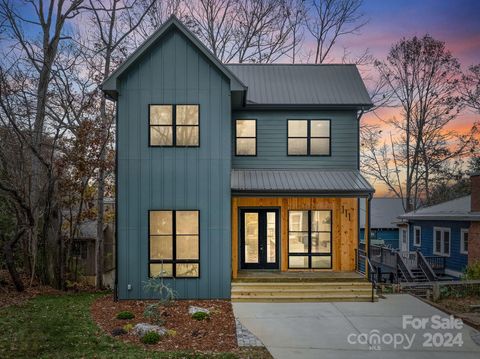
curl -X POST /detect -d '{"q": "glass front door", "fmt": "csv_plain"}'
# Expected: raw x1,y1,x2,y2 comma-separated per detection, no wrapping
240,209,279,269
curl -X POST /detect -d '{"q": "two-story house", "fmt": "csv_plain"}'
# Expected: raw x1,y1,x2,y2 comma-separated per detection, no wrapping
102,17,374,301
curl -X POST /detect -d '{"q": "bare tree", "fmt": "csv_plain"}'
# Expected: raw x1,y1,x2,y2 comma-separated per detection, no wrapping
0,0,84,287
462,64,480,113
362,35,478,210
306,0,367,64
85,0,154,289
135,0,183,40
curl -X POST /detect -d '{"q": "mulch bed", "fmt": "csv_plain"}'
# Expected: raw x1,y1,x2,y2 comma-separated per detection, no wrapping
91,295,238,353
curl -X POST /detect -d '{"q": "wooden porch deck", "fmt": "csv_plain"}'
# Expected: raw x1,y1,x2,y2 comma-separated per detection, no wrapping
234,270,366,283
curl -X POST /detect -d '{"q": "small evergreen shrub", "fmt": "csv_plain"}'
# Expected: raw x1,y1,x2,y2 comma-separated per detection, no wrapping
141,331,161,344
143,303,165,325
116,311,135,320
111,327,127,336
191,311,209,321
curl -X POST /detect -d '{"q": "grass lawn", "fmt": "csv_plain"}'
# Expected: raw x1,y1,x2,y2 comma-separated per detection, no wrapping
0,293,250,359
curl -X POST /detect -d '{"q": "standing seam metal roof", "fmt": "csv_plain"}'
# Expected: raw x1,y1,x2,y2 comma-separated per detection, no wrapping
226,64,373,107
231,169,374,195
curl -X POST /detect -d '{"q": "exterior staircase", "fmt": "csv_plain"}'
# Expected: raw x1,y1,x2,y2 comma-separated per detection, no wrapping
231,274,375,302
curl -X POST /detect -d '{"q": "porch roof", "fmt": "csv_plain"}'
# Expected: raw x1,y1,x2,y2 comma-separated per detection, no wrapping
231,169,374,197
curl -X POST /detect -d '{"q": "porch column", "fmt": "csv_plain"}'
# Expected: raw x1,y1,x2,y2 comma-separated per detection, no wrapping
365,195,372,276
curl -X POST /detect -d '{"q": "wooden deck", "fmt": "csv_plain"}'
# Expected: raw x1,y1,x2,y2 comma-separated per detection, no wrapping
234,270,366,283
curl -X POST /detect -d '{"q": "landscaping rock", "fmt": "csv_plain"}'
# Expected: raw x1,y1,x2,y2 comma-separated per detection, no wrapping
132,323,166,337
188,305,210,316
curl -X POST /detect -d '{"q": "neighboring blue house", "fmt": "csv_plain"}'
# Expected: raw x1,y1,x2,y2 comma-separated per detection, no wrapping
360,198,404,249
398,195,480,278
102,16,374,300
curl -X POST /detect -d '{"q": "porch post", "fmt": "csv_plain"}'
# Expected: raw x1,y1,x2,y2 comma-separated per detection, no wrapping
365,195,372,277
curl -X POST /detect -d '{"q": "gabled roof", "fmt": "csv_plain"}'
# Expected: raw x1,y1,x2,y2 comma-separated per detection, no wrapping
226,64,373,109
102,16,246,99
398,195,480,221
360,198,405,229
231,169,374,196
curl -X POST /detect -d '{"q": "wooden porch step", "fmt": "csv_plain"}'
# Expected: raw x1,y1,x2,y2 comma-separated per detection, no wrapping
231,281,376,302
234,275,366,283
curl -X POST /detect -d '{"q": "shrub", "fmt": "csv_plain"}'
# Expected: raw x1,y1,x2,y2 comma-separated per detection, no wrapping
116,311,135,320
143,274,177,305
463,261,480,280
123,323,133,332
111,327,127,336
141,331,161,344
143,303,165,325
192,311,209,321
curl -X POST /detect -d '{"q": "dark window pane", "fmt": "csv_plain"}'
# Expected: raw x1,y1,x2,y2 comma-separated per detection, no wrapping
150,105,172,125
288,138,307,155
176,211,199,235
312,256,331,269
311,120,330,137
288,120,307,137
311,232,330,253
176,263,199,277
310,138,330,155
150,263,173,277
150,211,172,235
176,105,199,125
150,126,173,146
435,230,442,253
236,120,256,137
176,235,199,260
150,235,173,260
236,138,256,155
176,126,199,146
288,233,308,253
444,231,450,254
289,256,309,268
311,211,331,231
289,211,308,231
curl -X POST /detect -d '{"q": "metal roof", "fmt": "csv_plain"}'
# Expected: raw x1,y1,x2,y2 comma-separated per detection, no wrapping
360,198,405,229
102,16,246,99
226,64,373,109
231,169,374,196
398,195,480,221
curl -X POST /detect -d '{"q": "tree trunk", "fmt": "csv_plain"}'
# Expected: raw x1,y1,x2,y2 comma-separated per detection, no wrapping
2,230,25,292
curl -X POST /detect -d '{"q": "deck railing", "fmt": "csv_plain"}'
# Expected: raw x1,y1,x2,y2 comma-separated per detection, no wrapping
354,248,377,302
424,255,446,272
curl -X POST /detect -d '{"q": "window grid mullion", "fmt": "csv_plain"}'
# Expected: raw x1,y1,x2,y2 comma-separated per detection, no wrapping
172,210,177,277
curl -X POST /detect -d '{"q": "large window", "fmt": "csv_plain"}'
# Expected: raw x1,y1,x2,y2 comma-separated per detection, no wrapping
433,227,450,256
413,226,421,246
235,119,256,156
149,105,199,147
461,229,468,254
149,210,200,278
288,210,332,269
287,119,330,156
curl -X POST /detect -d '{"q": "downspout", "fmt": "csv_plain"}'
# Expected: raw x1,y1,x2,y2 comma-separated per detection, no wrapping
114,98,119,302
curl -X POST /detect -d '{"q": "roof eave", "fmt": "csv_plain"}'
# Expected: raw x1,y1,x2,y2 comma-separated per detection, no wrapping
231,189,374,197
235,103,374,111
398,214,480,221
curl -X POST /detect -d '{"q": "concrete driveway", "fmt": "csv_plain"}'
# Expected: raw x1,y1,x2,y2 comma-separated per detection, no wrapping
233,294,480,359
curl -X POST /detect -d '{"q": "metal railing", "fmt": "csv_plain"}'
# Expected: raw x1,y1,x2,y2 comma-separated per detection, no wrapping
416,251,437,281
355,248,377,302
424,256,446,272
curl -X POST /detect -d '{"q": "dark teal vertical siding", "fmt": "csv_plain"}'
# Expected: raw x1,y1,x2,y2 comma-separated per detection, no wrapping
117,29,231,299
232,110,358,169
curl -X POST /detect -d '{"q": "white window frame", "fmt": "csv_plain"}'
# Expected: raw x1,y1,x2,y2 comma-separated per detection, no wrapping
433,227,451,257
413,226,421,247
460,228,469,255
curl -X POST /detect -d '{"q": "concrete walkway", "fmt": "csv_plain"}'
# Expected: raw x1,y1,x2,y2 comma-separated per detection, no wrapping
233,294,480,359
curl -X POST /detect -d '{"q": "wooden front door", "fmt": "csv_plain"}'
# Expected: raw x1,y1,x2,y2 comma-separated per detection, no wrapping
240,209,279,269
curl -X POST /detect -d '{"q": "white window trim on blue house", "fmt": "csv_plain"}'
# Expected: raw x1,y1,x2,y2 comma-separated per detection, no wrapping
433,227,451,257
413,226,421,246
460,228,469,255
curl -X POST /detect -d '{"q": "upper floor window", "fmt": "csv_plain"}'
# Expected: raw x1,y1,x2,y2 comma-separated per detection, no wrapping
235,119,256,156
287,119,330,156
413,226,421,246
149,105,199,147
149,210,200,278
461,229,468,254
433,227,450,256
